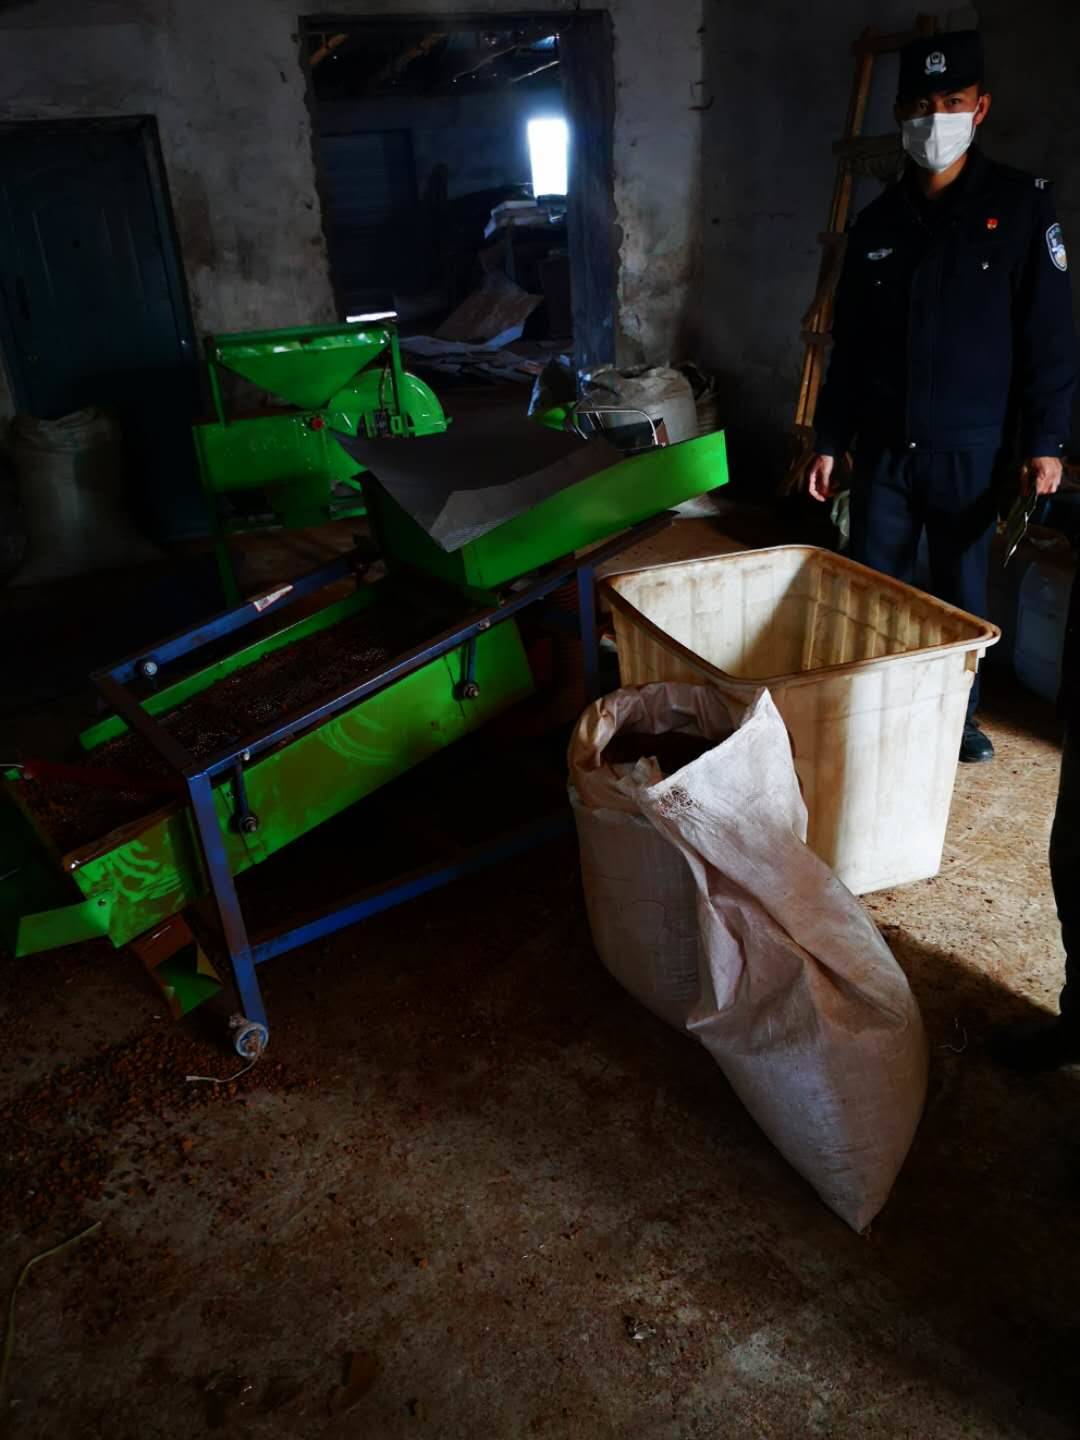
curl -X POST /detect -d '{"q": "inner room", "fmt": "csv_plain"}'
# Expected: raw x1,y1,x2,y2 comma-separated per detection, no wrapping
303,12,617,431
307,19,572,337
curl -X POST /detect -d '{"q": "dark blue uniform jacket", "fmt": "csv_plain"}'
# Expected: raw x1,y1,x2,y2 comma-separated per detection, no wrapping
814,148,1077,461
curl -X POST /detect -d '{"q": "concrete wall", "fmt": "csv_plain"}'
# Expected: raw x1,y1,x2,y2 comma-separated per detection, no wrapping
4,0,1076,483
703,1,1080,488
0,0,704,425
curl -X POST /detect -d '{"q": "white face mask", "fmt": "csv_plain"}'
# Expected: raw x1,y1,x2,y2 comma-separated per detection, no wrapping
901,111,976,173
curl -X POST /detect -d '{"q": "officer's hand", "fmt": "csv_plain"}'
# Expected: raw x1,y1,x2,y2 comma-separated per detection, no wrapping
1020,456,1064,497
806,454,836,503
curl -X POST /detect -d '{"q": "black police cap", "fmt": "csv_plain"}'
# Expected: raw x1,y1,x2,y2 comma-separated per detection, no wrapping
897,31,984,102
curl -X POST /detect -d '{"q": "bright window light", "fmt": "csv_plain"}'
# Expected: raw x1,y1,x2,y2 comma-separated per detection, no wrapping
527,116,568,198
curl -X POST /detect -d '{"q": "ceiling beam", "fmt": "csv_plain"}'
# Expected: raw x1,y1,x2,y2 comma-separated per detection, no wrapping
367,32,446,91
309,32,347,67
448,41,525,84
507,57,559,85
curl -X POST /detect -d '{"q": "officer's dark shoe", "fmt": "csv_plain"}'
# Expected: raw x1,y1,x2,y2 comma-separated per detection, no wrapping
989,1017,1080,1073
959,723,994,763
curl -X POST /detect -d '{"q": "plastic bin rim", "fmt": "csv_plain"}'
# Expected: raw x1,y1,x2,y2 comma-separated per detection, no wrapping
600,543,1001,689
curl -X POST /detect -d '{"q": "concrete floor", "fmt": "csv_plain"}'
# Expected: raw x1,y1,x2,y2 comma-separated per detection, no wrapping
2,524,1079,1438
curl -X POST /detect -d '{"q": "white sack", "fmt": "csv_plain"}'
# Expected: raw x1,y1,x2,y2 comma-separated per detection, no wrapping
569,682,928,1231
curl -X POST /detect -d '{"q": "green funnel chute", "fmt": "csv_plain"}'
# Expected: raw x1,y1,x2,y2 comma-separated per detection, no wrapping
209,323,394,409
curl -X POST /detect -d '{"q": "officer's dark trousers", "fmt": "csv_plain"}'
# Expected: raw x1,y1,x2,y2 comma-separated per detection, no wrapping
1052,729,1080,1026
850,446,998,723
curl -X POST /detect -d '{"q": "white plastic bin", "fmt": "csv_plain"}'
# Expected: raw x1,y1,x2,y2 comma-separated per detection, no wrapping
603,546,1000,894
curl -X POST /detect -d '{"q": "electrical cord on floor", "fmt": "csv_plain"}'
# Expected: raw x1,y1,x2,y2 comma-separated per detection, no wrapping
0,1220,103,1404
185,1056,258,1085
939,1018,969,1054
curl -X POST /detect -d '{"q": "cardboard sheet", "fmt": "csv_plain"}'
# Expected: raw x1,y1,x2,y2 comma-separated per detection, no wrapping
334,413,623,554
434,271,542,346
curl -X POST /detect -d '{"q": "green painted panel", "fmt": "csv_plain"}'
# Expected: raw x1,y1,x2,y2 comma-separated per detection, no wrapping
372,429,730,590
16,894,113,957
67,622,534,947
194,413,362,496
79,588,376,751
233,620,533,866
68,791,234,949
155,953,222,1017
0,795,101,956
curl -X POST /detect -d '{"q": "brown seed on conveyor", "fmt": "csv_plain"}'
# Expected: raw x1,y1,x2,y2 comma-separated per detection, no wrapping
15,595,467,854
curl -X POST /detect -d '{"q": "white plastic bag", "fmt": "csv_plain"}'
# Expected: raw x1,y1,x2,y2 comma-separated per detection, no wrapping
569,682,928,1231
10,407,157,584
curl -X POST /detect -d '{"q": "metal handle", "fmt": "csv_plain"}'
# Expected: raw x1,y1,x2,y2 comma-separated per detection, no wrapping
569,404,661,447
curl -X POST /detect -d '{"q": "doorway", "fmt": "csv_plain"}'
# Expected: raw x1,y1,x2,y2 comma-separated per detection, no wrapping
301,13,616,378
0,118,202,539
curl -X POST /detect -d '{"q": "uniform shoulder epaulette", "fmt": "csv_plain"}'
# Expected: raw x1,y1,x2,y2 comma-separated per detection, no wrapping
991,160,1053,191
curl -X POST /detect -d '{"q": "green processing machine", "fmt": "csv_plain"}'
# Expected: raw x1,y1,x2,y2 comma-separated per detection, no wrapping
2,418,729,1056
194,320,446,602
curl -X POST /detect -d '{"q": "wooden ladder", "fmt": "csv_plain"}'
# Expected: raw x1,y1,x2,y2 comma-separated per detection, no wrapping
789,15,937,486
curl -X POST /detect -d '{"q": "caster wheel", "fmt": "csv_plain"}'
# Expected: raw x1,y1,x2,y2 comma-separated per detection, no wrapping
230,1016,269,1059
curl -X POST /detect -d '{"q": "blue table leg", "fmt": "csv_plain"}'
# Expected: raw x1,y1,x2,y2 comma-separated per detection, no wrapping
577,563,600,702
186,771,269,1054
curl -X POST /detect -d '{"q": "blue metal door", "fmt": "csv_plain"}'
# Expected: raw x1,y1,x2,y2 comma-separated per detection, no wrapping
0,118,202,538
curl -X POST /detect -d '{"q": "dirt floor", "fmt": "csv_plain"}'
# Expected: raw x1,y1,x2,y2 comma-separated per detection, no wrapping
2,522,1080,1438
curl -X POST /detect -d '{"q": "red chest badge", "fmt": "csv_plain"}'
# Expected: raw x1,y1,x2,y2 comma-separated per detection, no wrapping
986,217,999,231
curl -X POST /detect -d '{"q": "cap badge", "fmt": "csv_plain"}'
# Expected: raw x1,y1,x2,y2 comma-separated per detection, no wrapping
986,217,999,231
924,51,947,76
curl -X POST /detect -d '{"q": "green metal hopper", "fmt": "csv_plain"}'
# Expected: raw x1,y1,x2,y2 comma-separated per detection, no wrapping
212,326,396,408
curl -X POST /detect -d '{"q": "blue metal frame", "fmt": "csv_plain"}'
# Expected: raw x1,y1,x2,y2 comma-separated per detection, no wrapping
250,811,571,967
90,515,669,1049
106,552,356,689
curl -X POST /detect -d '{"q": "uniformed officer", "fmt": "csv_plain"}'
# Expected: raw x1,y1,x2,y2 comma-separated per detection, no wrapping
806,30,1077,764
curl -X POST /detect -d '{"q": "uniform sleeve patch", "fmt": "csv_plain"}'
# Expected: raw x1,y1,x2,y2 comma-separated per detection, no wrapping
1047,223,1068,272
